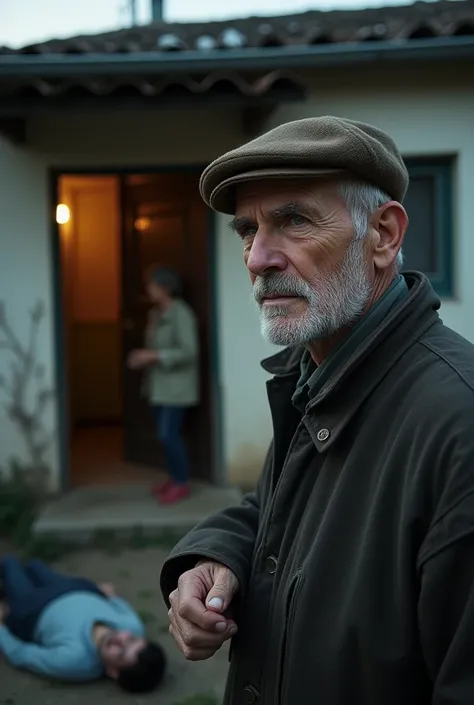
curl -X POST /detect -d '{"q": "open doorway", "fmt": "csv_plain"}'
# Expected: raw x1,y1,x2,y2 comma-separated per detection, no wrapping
56,171,215,488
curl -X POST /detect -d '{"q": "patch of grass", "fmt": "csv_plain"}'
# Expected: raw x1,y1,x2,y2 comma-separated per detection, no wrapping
151,527,186,550
0,469,36,540
128,525,149,550
138,588,154,600
128,525,183,551
20,534,67,562
117,568,131,578
64,563,78,573
88,526,183,555
172,694,220,705
0,469,69,561
44,679,70,689
0,468,184,561
137,609,157,625
91,529,122,555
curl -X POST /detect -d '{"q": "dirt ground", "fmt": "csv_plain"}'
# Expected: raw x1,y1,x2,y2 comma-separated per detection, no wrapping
0,544,229,705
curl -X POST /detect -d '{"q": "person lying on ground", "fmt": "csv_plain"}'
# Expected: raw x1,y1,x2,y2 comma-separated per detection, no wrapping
0,556,166,693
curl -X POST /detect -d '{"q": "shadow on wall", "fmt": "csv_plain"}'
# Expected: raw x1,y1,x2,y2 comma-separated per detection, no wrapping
0,300,55,491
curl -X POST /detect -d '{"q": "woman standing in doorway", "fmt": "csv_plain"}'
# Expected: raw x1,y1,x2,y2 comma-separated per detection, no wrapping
127,267,199,505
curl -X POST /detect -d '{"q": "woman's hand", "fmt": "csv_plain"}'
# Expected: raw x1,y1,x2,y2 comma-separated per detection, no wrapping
127,349,158,369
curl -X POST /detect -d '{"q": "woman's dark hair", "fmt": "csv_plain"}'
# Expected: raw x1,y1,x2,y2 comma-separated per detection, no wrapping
146,265,182,297
116,640,166,694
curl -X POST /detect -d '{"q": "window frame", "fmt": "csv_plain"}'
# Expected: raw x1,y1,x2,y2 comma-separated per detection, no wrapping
403,157,454,298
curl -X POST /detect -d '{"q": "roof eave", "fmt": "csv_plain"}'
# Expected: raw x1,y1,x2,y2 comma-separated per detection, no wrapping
1,35,474,77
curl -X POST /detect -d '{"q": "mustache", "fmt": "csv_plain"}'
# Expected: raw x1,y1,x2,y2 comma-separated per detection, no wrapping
253,274,311,303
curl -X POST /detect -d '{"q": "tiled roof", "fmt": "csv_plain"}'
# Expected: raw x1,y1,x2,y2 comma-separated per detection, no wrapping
2,0,474,55
0,69,306,102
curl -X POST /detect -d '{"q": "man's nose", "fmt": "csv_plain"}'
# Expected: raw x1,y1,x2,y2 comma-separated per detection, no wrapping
116,631,131,643
245,231,287,277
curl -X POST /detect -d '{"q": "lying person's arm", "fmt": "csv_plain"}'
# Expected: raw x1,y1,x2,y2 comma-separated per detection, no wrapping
98,582,116,597
0,626,99,680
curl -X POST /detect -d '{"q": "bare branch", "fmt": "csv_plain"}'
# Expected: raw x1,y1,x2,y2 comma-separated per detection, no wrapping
0,299,53,486
0,305,28,363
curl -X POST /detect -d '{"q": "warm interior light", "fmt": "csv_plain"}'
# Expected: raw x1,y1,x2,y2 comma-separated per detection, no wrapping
135,217,151,232
56,204,70,224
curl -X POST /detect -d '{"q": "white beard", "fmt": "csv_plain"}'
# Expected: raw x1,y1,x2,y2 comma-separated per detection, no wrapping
253,237,372,347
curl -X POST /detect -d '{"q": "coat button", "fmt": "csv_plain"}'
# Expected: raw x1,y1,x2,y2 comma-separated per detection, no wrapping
317,428,330,442
265,555,278,574
243,685,260,704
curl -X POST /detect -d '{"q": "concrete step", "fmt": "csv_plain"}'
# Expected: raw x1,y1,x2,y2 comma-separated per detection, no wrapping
33,482,242,544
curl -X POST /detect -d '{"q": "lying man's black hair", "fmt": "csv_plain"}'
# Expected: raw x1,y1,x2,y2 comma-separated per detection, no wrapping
117,640,166,694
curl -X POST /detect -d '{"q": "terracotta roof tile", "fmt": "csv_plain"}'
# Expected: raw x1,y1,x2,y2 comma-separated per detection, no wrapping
0,69,307,103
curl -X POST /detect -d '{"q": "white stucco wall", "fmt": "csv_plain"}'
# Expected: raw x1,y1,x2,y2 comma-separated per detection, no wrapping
2,70,473,490
0,137,59,487
216,79,474,485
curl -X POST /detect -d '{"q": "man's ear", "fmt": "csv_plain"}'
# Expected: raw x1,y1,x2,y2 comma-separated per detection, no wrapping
106,666,119,680
371,201,408,271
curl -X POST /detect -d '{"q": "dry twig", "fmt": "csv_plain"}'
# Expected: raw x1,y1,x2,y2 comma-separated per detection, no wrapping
0,300,54,489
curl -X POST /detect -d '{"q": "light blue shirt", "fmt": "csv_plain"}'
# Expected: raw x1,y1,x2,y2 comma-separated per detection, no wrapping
0,591,145,681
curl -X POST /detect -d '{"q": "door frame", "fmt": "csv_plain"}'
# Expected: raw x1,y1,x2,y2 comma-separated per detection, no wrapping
49,165,224,492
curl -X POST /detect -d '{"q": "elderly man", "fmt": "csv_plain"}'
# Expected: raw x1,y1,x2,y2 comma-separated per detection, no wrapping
161,116,474,704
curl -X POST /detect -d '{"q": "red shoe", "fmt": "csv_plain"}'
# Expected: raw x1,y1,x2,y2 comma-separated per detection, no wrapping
158,483,191,505
150,479,172,497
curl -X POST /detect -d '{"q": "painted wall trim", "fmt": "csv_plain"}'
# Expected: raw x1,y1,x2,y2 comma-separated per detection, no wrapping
49,170,70,492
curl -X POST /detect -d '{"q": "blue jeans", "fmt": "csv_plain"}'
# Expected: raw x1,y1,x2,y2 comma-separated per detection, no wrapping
154,405,189,485
1,556,104,642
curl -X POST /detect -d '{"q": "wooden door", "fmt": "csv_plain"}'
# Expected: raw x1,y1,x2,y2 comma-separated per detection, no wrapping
121,172,212,480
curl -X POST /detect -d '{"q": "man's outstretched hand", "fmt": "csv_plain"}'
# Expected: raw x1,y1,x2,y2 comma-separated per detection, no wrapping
168,560,239,661
99,582,116,598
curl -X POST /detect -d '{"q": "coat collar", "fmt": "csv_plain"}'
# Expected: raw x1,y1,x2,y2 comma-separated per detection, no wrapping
261,272,440,452
261,344,303,377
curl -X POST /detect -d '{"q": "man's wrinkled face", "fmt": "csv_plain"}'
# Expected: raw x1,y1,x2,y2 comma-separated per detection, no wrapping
231,179,373,346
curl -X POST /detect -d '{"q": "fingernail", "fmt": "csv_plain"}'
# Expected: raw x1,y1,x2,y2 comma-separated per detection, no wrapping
215,621,227,632
229,626,238,636
208,597,223,611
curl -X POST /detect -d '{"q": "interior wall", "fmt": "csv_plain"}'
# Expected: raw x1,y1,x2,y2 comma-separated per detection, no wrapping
59,175,122,426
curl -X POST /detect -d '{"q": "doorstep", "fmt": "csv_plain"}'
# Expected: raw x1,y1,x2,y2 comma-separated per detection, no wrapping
33,482,242,544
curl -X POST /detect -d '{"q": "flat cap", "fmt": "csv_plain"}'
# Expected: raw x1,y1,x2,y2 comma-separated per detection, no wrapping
199,116,409,214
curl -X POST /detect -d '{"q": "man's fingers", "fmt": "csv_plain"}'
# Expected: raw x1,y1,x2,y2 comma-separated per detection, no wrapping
171,627,216,661
175,572,228,631
177,594,229,631
169,563,240,654
169,606,235,646
205,566,240,614
168,613,226,661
